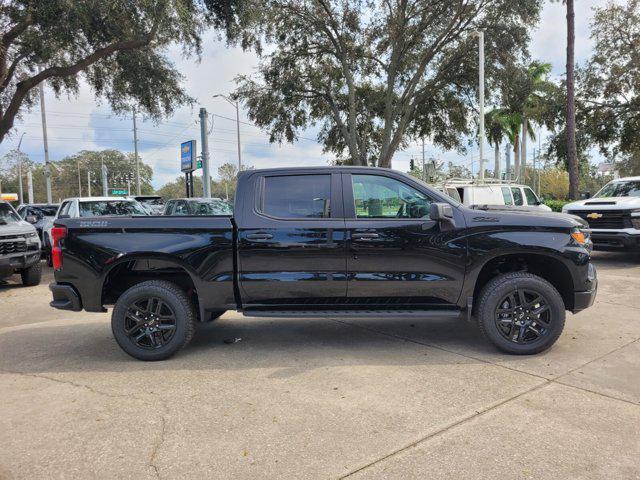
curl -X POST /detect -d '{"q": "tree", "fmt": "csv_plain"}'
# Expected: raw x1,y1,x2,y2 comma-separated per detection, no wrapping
564,0,579,199
485,109,510,178
0,0,244,143
580,0,640,160
235,0,541,167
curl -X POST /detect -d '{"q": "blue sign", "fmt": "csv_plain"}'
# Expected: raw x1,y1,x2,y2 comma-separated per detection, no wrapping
181,140,197,172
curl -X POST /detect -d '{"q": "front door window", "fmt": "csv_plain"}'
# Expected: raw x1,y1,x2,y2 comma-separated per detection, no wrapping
352,175,433,219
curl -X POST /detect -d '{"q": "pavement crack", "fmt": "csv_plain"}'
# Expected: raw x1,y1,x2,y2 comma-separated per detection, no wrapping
0,370,142,400
149,399,169,480
338,381,550,479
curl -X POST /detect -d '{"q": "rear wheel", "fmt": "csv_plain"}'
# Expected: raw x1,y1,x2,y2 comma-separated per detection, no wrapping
477,272,565,355
20,261,42,286
111,280,196,361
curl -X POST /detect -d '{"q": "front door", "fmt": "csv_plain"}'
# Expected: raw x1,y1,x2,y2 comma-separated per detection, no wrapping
344,172,465,306
237,172,347,307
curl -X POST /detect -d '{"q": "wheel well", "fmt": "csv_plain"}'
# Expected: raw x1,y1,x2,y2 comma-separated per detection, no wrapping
473,254,574,311
102,259,199,318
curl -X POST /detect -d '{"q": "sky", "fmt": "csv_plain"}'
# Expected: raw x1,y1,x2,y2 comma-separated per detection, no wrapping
0,0,611,190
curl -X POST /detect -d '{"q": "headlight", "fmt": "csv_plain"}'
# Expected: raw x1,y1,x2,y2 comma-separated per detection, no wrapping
25,232,38,238
570,227,591,247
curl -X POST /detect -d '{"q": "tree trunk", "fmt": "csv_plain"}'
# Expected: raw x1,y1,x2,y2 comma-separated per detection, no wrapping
566,0,579,199
521,117,527,182
513,136,520,180
494,142,500,179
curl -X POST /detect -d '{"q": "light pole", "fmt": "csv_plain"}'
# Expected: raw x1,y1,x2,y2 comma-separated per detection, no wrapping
38,80,52,203
213,94,242,171
16,132,26,204
473,30,485,181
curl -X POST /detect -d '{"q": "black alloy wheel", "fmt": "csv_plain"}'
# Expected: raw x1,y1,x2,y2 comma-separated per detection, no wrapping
495,289,551,344
124,297,177,350
477,272,565,355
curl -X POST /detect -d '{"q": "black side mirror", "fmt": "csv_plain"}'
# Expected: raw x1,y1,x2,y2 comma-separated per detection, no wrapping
580,191,591,199
430,202,453,221
25,215,38,224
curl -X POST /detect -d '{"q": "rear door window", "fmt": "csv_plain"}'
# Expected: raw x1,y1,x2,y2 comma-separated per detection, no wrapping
511,187,524,206
523,187,539,205
262,175,331,219
172,201,190,216
501,187,513,205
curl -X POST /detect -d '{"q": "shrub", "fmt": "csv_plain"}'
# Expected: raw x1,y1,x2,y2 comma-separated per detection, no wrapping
544,199,570,212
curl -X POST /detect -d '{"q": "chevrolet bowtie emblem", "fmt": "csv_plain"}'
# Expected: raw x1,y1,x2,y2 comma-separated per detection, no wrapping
586,212,603,219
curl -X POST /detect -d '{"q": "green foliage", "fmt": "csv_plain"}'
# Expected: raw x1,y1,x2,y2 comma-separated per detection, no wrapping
234,0,542,167
0,0,244,142
544,199,569,212
0,149,153,203
580,0,640,158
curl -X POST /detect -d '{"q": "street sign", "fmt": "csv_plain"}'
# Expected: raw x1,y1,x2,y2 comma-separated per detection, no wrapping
109,188,128,196
181,140,197,172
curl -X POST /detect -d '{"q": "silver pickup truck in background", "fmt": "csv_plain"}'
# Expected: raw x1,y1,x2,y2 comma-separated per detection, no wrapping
0,200,42,286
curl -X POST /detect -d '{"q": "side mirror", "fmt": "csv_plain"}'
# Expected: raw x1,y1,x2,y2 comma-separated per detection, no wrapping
580,191,591,199
430,202,453,221
25,215,38,224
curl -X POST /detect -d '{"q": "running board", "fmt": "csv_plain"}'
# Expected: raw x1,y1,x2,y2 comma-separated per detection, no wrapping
241,309,463,319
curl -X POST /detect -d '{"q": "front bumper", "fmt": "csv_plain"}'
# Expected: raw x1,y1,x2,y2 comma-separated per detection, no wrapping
0,251,41,277
49,282,82,311
590,231,640,251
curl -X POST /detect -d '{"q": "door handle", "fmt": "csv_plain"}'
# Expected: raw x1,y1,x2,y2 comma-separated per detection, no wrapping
352,232,379,241
246,233,273,241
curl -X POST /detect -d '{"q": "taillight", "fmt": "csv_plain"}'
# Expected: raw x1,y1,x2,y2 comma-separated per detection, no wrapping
51,226,67,270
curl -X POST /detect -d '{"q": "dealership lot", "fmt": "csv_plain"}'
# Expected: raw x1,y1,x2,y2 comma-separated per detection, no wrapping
0,253,639,480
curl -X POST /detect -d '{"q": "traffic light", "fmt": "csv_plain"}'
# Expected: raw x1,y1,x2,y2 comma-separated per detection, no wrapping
410,159,415,171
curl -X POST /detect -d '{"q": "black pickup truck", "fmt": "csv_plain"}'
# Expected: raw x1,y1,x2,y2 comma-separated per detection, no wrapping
49,167,597,360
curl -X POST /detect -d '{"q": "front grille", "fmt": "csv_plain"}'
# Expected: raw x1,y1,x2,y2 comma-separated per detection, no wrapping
567,210,632,229
0,240,27,255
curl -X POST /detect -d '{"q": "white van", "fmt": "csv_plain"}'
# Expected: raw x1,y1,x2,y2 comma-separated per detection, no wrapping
438,180,552,211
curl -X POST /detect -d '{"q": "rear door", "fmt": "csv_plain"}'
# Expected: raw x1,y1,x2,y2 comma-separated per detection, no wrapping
236,171,347,306
344,172,466,306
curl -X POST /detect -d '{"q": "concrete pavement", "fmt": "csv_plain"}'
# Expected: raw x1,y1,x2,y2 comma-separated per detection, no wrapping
0,253,639,479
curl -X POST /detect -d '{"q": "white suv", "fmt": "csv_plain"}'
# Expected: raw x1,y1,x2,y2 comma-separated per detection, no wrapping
563,176,640,251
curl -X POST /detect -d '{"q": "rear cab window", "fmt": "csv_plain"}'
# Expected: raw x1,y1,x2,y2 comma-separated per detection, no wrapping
511,187,524,206
501,187,513,205
261,174,331,219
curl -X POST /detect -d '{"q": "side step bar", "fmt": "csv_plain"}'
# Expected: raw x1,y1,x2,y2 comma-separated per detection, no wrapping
242,310,463,319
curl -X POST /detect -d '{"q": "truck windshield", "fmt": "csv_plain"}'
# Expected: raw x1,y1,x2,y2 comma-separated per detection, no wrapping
594,181,640,198
0,203,21,224
79,201,148,217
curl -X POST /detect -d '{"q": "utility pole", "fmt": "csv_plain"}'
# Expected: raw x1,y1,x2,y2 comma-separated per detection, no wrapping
132,108,141,196
199,107,211,198
39,81,52,203
77,158,82,196
87,170,91,197
16,132,26,204
477,30,485,181
505,145,511,182
213,94,242,171
101,161,108,196
27,170,33,203
421,138,426,182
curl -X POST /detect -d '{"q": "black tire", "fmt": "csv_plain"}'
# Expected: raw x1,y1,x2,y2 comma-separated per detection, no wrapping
477,272,565,355
20,261,42,286
111,280,196,361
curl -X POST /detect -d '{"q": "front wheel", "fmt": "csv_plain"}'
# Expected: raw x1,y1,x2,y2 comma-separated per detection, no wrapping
111,280,196,361
20,261,42,286
477,272,565,355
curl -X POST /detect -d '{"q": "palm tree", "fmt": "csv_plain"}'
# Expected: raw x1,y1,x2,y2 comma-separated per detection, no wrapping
485,109,509,179
503,112,536,182
565,0,579,199
520,61,553,180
